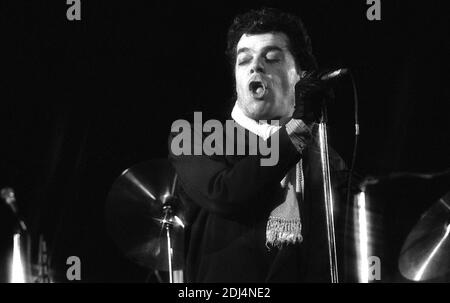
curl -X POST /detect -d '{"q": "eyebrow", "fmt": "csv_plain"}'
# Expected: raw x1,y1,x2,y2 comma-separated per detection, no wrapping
236,45,285,56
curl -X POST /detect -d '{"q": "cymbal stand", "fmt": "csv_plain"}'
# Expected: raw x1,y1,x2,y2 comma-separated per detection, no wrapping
162,203,174,283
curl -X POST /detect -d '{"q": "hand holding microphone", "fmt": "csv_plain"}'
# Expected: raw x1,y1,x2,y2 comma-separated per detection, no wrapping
293,68,348,124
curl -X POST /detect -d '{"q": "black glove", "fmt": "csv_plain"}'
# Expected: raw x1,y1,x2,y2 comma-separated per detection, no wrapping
293,70,335,124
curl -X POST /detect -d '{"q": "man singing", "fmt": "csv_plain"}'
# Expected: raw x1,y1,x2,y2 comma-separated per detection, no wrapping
169,7,349,282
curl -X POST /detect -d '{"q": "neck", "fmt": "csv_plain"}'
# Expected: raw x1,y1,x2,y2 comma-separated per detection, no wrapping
236,103,293,126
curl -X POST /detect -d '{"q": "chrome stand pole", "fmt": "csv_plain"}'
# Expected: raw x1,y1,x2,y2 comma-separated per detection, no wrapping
162,205,174,283
318,107,339,283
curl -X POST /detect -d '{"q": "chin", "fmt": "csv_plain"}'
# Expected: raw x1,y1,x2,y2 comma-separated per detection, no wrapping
245,102,274,120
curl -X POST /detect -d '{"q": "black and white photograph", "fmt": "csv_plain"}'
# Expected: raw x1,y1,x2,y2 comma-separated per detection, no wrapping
1,0,449,288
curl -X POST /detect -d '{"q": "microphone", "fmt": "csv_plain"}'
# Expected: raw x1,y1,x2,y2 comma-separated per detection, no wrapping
1,187,27,231
294,68,350,122
319,68,349,82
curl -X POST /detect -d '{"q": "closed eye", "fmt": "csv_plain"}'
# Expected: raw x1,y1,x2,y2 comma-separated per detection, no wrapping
265,50,283,63
265,58,280,64
237,59,251,66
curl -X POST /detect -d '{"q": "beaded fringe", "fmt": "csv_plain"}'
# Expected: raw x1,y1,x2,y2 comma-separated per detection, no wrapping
265,217,303,248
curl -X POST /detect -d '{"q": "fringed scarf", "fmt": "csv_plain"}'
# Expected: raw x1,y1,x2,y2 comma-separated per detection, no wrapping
265,159,304,248
231,104,304,248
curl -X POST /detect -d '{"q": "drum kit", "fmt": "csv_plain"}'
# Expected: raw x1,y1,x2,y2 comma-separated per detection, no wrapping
103,160,450,283
2,160,449,282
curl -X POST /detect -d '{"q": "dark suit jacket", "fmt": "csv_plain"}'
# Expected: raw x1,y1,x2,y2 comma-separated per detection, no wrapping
168,119,347,282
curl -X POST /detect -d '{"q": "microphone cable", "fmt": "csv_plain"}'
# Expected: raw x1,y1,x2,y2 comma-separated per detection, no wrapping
343,68,361,281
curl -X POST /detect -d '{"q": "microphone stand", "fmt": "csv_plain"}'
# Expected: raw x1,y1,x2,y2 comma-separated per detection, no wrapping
317,105,339,283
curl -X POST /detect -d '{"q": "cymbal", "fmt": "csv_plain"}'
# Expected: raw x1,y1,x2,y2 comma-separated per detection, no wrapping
105,159,185,271
398,191,450,281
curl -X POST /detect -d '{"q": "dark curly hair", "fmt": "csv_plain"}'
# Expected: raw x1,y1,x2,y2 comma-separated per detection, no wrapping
226,7,318,72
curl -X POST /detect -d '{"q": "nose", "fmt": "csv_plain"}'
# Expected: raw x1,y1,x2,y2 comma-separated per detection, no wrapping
250,58,265,74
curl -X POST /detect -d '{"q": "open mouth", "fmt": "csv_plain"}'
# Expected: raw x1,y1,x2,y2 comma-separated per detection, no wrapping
249,80,267,99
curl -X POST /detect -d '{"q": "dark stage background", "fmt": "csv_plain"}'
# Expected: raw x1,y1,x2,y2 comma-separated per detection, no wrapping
1,0,449,282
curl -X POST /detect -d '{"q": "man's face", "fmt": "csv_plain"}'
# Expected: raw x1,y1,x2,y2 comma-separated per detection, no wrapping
235,32,301,121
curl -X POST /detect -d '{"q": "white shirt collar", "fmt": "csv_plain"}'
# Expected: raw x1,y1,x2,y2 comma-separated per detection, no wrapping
231,102,281,141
